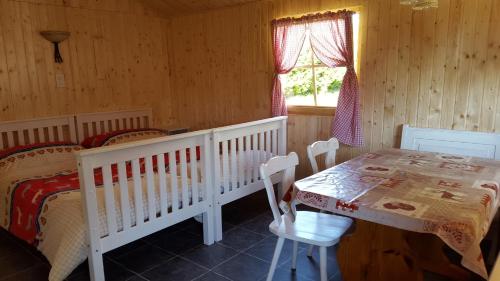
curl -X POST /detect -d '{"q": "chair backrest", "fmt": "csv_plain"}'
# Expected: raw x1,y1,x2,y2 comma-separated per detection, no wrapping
259,152,299,224
307,138,339,174
401,125,500,160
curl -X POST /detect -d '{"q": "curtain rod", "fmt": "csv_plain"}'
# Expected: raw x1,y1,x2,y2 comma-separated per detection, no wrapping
273,4,363,20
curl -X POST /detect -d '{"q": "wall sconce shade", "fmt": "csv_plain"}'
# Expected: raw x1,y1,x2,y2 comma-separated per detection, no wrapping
400,0,438,10
40,31,70,63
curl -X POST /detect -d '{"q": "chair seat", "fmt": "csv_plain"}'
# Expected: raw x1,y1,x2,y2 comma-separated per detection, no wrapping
269,211,353,247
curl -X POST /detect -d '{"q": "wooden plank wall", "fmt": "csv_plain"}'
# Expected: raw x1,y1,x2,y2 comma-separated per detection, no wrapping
1,0,499,179
166,1,274,130
0,0,175,128
166,0,500,178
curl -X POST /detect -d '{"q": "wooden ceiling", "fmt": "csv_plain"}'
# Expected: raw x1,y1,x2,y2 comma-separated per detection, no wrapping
146,0,264,17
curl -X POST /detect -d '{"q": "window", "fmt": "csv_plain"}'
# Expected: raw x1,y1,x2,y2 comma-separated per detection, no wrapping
283,13,360,108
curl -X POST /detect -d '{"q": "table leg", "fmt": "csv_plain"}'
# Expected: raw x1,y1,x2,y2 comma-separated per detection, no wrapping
337,220,473,281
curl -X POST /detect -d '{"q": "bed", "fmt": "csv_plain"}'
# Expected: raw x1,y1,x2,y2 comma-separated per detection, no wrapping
0,112,288,281
0,109,169,281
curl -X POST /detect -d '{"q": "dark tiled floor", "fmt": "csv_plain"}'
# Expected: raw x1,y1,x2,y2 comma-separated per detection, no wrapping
0,191,485,281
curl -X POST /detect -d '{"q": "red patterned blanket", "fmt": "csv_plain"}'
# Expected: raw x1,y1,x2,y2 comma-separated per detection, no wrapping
7,148,200,245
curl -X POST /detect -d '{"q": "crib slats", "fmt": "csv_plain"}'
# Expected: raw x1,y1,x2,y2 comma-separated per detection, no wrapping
237,136,245,188
221,140,229,194
17,130,25,145
37,128,45,143
169,152,179,211
272,129,278,156
244,135,252,185
48,126,55,142
189,146,199,205
266,130,271,160
145,156,156,222
252,134,258,182
230,138,237,190
98,122,104,134
56,126,63,142
28,129,35,144
102,165,117,236
6,131,14,147
131,159,144,227
117,162,131,230
120,119,125,130
179,149,189,208
103,121,109,133
157,153,168,216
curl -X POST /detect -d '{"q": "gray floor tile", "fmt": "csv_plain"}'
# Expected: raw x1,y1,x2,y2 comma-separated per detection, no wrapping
239,212,274,236
245,236,306,267
65,258,139,281
152,230,203,254
115,244,174,273
106,239,148,259
0,248,40,277
142,257,208,281
258,268,314,281
181,243,238,269
213,253,270,281
194,271,233,281
278,248,340,281
0,263,50,281
219,227,266,251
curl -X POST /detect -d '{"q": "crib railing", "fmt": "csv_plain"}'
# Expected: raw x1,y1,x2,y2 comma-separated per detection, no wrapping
212,116,287,240
76,130,214,281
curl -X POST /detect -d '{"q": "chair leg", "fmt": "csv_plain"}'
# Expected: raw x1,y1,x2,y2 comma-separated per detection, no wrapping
307,244,314,257
267,237,285,281
319,246,328,281
291,241,298,270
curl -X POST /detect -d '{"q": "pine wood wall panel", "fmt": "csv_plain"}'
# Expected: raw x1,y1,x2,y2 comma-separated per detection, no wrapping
164,0,500,177
0,0,175,128
166,1,274,130
1,0,500,179
277,0,500,176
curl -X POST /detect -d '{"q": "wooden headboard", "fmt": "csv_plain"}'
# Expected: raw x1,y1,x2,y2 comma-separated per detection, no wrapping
401,124,500,160
76,109,153,142
0,115,77,149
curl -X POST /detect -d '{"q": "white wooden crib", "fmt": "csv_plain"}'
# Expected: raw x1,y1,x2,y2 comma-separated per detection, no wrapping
77,130,215,280
212,117,287,241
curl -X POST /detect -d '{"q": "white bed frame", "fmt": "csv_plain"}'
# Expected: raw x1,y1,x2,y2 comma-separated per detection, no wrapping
401,124,500,160
76,109,153,142
0,109,154,149
0,115,77,149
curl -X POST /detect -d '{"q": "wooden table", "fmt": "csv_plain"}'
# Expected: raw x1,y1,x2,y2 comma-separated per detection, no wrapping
292,149,500,281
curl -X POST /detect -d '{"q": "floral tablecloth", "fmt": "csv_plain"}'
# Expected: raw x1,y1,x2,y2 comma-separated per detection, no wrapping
292,149,500,279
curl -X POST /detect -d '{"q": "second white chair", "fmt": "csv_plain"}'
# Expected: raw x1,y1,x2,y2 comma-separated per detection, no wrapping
259,152,353,281
307,137,340,174
306,137,341,256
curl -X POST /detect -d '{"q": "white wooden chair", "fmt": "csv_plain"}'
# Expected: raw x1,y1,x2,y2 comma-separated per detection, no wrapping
306,138,340,256
307,137,340,174
259,152,353,281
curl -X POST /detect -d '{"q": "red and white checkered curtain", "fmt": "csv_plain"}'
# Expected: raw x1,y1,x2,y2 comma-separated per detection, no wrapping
271,20,307,116
309,11,363,146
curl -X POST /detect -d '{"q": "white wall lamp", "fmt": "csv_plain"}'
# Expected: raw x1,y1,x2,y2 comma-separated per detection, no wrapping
400,0,438,10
